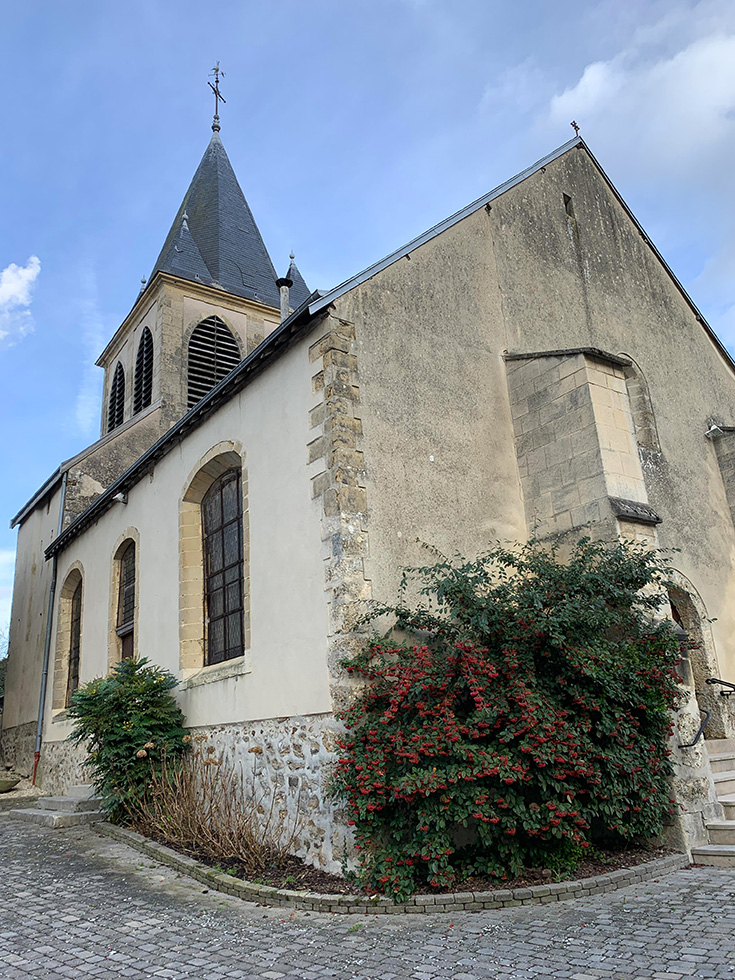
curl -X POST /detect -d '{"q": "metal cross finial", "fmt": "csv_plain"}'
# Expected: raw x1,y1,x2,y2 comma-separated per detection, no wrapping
209,62,226,132
571,120,580,137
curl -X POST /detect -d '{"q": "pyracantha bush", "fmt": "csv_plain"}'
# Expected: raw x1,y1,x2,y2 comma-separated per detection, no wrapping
67,657,189,821
331,539,682,901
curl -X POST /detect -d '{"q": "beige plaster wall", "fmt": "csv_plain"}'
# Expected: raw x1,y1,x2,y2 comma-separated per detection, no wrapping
43,336,329,753
334,144,735,682
2,484,63,740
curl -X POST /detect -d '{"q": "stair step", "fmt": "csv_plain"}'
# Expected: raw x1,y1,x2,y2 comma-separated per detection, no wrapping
721,801,735,821
706,822,735,845
706,753,735,773
691,844,735,868
706,738,735,754
36,796,100,813
9,808,103,829
65,784,96,800
712,771,735,797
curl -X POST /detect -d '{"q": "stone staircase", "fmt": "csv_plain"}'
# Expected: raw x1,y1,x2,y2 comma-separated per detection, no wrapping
9,783,102,828
691,737,735,867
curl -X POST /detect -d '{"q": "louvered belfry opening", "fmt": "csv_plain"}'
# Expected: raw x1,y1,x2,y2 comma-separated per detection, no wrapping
187,316,241,409
133,327,154,414
108,362,125,432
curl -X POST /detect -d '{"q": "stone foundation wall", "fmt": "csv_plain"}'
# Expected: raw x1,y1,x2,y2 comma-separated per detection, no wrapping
0,721,36,777
191,714,351,874
36,738,89,793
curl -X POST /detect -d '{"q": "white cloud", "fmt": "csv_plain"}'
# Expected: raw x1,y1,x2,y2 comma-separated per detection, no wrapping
0,255,40,345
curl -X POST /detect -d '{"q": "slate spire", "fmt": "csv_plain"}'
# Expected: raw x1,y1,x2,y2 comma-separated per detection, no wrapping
283,252,311,310
149,132,281,309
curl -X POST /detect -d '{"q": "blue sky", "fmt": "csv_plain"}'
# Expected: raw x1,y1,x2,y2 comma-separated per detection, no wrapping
1,0,735,635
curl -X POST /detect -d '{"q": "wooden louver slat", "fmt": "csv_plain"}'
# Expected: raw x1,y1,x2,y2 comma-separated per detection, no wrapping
107,362,125,432
133,327,154,414
187,316,241,409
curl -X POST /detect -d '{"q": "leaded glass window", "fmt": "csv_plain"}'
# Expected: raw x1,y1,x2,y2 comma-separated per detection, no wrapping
65,580,82,707
202,470,244,665
116,541,136,660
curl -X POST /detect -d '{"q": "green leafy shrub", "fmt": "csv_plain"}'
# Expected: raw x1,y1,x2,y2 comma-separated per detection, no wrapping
67,658,188,821
332,539,681,901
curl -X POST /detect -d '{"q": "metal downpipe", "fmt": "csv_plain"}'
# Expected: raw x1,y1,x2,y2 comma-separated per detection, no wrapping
32,472,68,785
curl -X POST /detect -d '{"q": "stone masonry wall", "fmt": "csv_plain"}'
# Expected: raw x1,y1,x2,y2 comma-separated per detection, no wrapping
505,352,613,538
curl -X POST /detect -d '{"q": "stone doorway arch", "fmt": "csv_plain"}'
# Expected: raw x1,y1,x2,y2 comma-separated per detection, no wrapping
667,570,734,739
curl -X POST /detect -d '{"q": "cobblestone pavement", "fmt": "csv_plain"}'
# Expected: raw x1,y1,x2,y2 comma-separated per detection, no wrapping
1,815,735,980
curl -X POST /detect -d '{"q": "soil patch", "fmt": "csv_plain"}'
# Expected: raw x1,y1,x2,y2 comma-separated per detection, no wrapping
132,828,674,896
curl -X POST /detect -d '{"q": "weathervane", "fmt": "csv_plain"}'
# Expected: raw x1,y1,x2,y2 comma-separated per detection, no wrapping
209,62,226,132
571,120,580,137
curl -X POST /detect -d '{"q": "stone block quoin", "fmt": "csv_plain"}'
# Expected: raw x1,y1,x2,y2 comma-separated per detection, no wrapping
308,314,372,710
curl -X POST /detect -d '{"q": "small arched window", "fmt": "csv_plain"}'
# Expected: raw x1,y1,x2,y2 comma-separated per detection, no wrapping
116,541,136,660
133,327,154,414
202,469,244,665
187,316,241,409
108,362,125,432
65,579,82,707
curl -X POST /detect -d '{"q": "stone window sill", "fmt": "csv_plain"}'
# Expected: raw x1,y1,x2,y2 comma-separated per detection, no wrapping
180,652,252,690
51,709,69,724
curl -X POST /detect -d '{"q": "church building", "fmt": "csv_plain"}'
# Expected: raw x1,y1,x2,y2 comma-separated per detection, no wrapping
4,106,735,870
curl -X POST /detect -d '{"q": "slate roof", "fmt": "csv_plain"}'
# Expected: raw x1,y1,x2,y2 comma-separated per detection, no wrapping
284,256,311,309
149,133,281,309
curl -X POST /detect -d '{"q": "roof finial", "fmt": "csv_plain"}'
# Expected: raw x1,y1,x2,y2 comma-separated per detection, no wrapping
290,251,295,261
571,120,580,137
209,61,226,133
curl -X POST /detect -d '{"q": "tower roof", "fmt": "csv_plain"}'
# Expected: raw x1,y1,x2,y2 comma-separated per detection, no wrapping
284,254,311,309
150,132,281,308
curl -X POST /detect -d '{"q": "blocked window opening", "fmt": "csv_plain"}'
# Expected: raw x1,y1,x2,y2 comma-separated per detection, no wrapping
133,327,154,414
202,468,245,665
187,316,241,409
108,362,125,432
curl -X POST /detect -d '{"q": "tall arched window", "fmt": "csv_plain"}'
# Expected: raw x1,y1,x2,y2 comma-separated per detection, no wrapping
202,469,244,665
65,580,82,707
108,362,125,432
133,327,154,414
187,316,241,409
116,540,136,660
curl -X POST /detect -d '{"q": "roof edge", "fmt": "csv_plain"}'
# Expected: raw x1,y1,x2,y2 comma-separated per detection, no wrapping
505,347,632,368
46,291,325,559
11,467,62,529
308,137,582,316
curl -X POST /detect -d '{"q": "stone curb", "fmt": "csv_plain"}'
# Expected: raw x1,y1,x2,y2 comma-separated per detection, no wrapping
95,822,689,915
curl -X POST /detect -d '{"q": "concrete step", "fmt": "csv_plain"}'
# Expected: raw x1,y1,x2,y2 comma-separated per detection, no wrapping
36,796,100,813
712,771,735,797
707,737,735,752
9,808,103,829
720,799,735,821
691,844,735,868
705,822,735,845
66,784,96,800
706,752,735,774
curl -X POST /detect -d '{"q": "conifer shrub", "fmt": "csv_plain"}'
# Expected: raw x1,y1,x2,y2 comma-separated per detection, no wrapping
332,539,682,901
67,658,188,820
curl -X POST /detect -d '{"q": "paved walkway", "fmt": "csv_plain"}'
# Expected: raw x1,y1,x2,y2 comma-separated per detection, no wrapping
1,815,734,980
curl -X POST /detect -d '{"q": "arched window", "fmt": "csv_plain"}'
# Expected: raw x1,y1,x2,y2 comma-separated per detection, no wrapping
133,327,154,414
116,540,136,660
53,566,84,711
187,316,241,409
108,362,125,432
202,469,244,665
65,580,82,707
